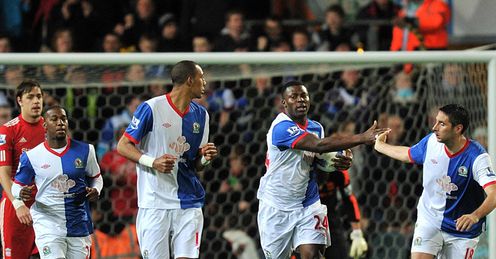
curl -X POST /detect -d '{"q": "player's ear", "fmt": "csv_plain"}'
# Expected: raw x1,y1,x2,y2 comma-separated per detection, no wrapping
187,76,193,87
16,96,22,107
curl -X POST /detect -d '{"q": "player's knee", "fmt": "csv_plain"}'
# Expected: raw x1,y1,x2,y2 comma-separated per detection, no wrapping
299,245,321,259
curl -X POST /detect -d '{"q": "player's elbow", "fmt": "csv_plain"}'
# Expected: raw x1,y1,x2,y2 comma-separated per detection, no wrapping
116,137,128,156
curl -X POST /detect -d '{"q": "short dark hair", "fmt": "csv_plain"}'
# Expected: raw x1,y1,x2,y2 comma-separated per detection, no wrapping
171,60,198,85
16,79,42,107
439,104,469,134
281,80,304,96
44,105,67,118
326,4,345,18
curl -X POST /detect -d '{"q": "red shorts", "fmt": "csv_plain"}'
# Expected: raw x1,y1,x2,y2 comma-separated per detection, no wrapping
0,196,38,258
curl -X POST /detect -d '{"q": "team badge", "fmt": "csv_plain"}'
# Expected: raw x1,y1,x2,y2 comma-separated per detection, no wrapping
0,134,6,145
193,122,200,133
74,158,84,168
413,237,422,246
458,166,468,177
43,246,51,256
143,250,149,259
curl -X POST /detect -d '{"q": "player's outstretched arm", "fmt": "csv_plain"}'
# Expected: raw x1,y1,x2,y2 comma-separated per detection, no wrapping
374,131,411,163
294,121,388,153
456,184,496,232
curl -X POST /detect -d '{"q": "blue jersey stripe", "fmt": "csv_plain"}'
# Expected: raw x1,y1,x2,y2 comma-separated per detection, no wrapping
61,140,94,237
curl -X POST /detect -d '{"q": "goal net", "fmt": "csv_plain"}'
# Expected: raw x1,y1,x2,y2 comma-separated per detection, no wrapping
0,52,492,259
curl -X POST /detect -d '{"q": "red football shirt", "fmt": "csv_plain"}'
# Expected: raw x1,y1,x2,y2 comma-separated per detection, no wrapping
0,115,45,178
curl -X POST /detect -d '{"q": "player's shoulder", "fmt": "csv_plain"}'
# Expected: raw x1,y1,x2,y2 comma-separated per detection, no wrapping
144,95,165,108
70,139,92,150
466,139,487,156
2,116,21,128
26,141,47,156
190,101,207,113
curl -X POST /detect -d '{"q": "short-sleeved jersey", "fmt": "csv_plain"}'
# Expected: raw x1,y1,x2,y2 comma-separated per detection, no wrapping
257,113,324,211
124,94,209,209
409,133,496,238
0,115,45,177
14,139,100,237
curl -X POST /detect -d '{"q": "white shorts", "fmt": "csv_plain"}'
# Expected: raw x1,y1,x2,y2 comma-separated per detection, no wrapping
411,222,479,258
34,234,91,259
257,200,331,259
137,207,203,259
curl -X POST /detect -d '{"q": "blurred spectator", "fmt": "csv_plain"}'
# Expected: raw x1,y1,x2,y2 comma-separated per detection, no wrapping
0,0,31,39
205,81,236,128
49,0,98,51
50,28,74,52
256,16,288,52
0,104,12,125
179,0,230,40
291,28,315,51
115,0,159,49
101,32,122,52
192,35,213,52
213,9,252,52
391,70,416,104
220,145,247,193
473,126,487,149
64,66,103,118
3,65,24,87
157,13,189,52
313,4,358,51
91,201,140,259
386,114,405,145
390,0,450,51
222,215,260,259
100,125,138,219
324,69,367,117
38,64,64,84
137,33,158,53
0,35,11,53
97,96,141,159
356,0,400,50
272,0,314,20
270,39,291,52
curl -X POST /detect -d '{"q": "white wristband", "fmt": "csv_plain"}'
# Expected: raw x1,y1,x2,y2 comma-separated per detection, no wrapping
12,199,25,210
201,156,211,166
139,155,155,168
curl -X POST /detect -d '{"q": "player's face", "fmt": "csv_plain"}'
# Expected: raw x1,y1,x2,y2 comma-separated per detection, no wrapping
18,87,43,119
191,65,206,99
283,85,310,119
44,108,68,140
432,111,459,143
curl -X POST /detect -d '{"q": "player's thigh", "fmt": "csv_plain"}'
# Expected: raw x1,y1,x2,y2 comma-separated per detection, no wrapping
35,234,67,259
1,198,37,258
66,236,91,259
257,201,294,259
410,222,443,257
293,202,330,250
441,232,479,259
172,208,203,258
136,208,172,259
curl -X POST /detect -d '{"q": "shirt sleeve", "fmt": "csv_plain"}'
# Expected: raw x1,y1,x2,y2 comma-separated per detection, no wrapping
408,133,432,164
85,144,101,178
124,102,153,144
472,153,496,188
0,126,13,166
14,152,35,186
272,121,308,151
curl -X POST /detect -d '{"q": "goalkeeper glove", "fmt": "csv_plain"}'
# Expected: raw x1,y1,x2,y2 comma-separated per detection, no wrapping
349,229,368,258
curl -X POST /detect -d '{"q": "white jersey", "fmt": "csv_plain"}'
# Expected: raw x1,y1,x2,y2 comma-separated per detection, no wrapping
14,139,100,237
257,113,324,211
124,94,209,209
409,133,496,238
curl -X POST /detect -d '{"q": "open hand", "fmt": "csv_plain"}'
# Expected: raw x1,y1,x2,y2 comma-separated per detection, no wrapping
361,120,390,145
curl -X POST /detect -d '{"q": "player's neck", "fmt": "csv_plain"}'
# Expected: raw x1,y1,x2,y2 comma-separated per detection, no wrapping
169,88,191,112
21,113,41,124
47,138,67,149
444,135,467,155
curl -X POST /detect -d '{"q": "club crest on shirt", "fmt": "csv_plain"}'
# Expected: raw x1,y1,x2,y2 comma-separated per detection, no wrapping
51,174,76,193
457,166,468,177
169,136,191,156
0,134,6,145
74,158,85,168
130,116,140,130
43,246,51,256
436,175,458,194
193,122,200,133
